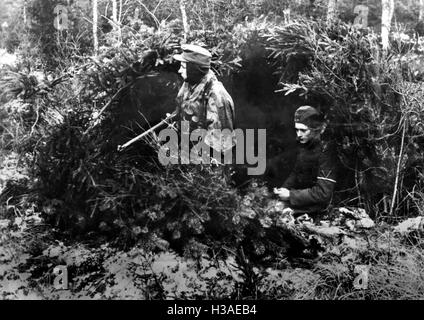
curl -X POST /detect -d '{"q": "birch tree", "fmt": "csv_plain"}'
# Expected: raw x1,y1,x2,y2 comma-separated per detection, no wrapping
420,0,424,21
111,0,121,43
112,0,118,24
283,7,291,24
93,0,98,55
179,0,189,42
23,1,27,25
381,0,395,51
326,0,338,25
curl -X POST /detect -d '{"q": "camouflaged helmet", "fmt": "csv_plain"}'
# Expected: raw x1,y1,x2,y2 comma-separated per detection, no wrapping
173,44,212,68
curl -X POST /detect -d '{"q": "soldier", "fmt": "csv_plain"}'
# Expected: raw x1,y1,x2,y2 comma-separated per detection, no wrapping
273,106,337,218
173,44,235,159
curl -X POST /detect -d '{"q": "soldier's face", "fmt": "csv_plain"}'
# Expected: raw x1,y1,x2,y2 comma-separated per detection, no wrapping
295,123,314,144
178,62,187,80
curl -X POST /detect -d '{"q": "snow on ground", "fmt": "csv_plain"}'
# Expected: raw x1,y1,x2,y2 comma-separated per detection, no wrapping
0,49,17,67
0,152,28,195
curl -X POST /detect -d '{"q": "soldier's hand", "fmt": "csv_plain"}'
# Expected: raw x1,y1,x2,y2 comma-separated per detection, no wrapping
273,187,290,201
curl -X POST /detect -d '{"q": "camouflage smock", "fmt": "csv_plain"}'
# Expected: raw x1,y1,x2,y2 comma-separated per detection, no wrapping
175,70,235,152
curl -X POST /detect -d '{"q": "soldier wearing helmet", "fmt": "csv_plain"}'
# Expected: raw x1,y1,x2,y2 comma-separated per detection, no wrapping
173,44,235,155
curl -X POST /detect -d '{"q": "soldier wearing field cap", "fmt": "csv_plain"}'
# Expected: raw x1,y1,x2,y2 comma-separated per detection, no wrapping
274,106,337,217
173,44,235,155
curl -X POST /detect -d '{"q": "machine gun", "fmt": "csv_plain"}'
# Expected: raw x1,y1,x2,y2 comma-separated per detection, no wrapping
117,111,177,152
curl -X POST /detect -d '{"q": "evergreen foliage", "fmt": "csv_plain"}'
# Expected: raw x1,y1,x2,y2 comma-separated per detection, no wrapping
2,0,424,299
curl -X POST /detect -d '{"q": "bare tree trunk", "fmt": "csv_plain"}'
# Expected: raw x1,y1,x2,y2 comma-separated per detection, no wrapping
93,0,99,55
326,0,338,25
112,0,118,24
420,0,424,21
179,0,189,42
111,0,121,43
389,117,406,216
119,0,123,42
283,7,291,24
119,0,123,23
23,2,27,25
381,0,395,51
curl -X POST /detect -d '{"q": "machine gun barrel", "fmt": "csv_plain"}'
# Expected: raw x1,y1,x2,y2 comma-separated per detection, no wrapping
117,111,177,152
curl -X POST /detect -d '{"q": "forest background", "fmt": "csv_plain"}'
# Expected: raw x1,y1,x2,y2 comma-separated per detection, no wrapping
1,0,424,300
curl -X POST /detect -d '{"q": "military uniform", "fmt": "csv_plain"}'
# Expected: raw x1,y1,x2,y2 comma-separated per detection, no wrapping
174,44,235,154
175,69,235,151
283,139,337,215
